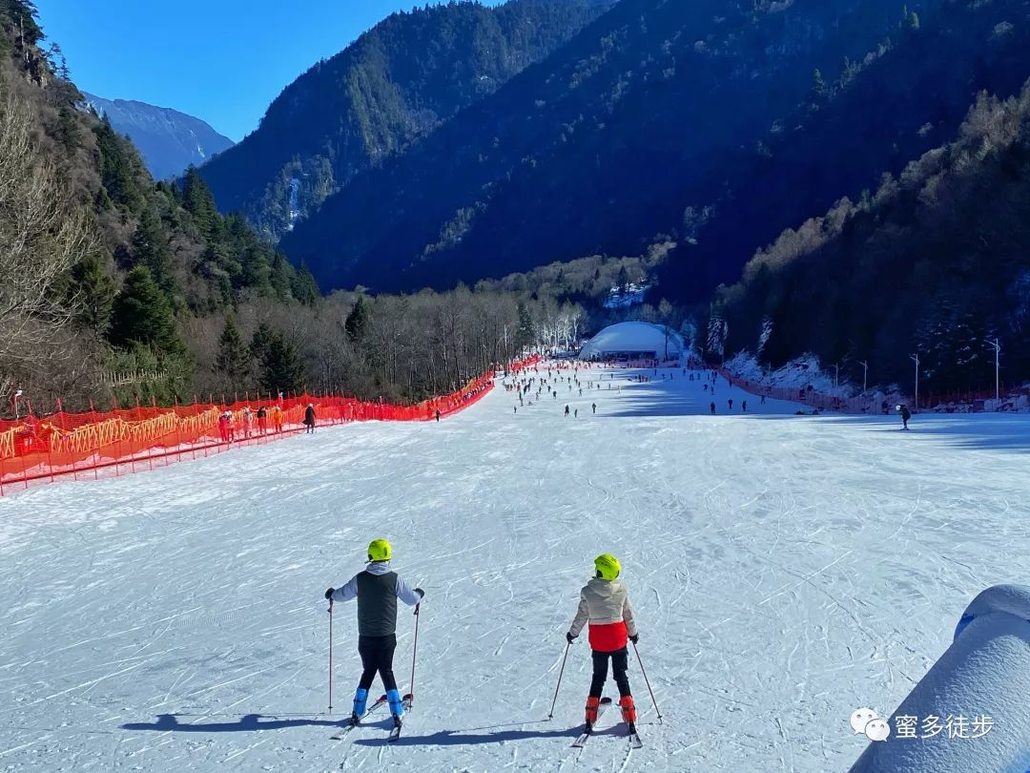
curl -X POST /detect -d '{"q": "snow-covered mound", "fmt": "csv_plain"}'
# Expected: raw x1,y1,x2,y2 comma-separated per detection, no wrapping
851,584,1030,773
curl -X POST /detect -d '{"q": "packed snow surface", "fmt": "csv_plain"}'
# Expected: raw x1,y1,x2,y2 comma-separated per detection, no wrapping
2,365,1029,772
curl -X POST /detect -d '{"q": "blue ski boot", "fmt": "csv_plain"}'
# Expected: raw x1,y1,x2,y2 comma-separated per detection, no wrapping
352,688,369,724
386,688,404,724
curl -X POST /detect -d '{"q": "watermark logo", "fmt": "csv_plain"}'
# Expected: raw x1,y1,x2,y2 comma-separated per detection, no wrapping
851,709,993,741
850,708,890,742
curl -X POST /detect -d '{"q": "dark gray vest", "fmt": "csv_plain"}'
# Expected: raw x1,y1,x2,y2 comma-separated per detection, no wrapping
356,570,398,636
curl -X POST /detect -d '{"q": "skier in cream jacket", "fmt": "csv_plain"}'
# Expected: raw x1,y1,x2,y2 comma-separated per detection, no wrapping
567,553,638,730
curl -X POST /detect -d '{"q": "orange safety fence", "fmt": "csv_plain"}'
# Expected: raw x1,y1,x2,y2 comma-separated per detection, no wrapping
0,359,539,494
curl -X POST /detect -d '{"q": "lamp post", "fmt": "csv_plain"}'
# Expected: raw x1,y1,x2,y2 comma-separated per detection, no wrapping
833,363,841,390
909,354,920,410
987,338,1000,404
13,389,23,420
858,361,868,393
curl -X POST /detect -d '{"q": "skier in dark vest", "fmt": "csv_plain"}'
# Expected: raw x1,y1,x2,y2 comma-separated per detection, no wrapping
325,539,424,728
304,403,316,433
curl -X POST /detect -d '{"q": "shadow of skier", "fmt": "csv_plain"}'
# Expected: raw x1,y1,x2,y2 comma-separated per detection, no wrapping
121,713,347,732
354,724,586,747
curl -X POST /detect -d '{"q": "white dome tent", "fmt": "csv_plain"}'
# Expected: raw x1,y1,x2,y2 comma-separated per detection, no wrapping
579,321,684,363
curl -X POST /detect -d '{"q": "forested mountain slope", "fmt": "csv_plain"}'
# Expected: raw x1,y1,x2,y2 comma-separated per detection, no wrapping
199,0,614,240
281,0,944,293
713,82,1030,394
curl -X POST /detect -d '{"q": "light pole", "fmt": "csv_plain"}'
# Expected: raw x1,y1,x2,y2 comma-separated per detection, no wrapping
13,389,22,420
909,354,920,410
833,363,841,389
858,361,868,393
987,338,1000,404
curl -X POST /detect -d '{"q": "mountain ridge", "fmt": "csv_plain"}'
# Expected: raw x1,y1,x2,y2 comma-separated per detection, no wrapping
199,0,615,240
84,92,234,180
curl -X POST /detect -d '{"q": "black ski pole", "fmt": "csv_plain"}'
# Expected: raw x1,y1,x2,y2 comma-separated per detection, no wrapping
632,641,662,723
548,641,571,719
407,603,420,709
327,599,334,714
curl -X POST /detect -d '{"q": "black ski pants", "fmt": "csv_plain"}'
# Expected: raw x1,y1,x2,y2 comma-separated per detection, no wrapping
590,647,631,698
357,634,398,692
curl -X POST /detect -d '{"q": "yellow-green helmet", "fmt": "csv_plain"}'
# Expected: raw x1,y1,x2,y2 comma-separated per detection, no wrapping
367,538,392,562
594,553,621,581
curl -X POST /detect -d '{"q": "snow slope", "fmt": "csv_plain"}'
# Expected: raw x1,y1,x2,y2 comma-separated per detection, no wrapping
1,365,1029,772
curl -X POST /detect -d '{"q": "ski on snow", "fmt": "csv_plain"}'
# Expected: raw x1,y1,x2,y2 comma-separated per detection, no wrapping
329,694,388,740
571,697,612,748
627,726,643,749
387,694,414,742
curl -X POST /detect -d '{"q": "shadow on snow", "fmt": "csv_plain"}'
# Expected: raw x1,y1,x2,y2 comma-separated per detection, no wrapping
121,713,350,732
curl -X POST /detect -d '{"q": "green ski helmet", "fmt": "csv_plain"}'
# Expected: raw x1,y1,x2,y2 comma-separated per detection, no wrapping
594,553,621,581
367,538,392,562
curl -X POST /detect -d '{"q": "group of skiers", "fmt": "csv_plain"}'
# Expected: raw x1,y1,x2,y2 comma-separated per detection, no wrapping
324,541,640,735
213,401,328,442
217,405,285,442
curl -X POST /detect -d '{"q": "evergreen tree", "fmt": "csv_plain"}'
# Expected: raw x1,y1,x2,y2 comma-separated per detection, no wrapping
131,206,176,297
290,265,320,306
345,296,370,342
216,314,249,388
0,0,43,49
94,116,144,212
108,265,186,358
270,253,294,300
69,254,116,336
249,322,275,363
259,332,304,395
515,300,535,351
616,265,630,293
181,167,222,242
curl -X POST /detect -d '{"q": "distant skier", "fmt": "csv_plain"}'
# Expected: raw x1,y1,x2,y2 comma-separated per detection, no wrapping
742,400,747,413
324,539,424,729
710,402,716,415
256,405,268,434
897,404,912,430
565,405,570,417
304,403,316,433
728,399,733,411
574,409,579,418
566,554,638,733
592,403,597,415
435,409,441,422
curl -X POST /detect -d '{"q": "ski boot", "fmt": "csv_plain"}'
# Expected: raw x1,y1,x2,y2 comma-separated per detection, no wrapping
386,688,405,723
619,695,638,734
351,687,369,725
585,696,601,730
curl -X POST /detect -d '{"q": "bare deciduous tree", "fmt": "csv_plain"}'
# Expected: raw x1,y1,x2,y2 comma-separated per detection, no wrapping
0,79,95,404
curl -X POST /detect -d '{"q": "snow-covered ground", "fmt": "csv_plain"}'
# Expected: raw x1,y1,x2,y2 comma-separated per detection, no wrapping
2,365,1029,772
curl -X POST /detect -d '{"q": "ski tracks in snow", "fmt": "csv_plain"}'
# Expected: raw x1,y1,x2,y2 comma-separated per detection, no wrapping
2,367,1030,770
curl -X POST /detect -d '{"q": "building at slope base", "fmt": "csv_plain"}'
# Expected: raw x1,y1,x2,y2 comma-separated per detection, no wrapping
579,321,684,363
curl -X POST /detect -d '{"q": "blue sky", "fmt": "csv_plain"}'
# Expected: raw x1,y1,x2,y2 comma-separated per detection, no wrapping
35,0,503,141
